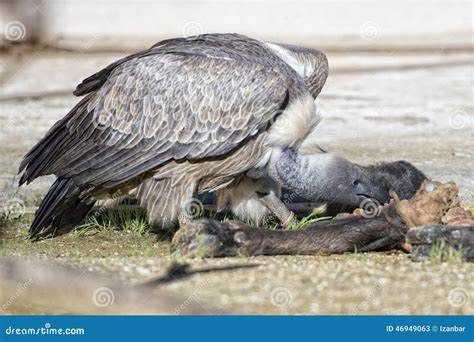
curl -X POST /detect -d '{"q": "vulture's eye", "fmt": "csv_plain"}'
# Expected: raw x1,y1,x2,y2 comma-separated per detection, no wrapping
352,180,360,186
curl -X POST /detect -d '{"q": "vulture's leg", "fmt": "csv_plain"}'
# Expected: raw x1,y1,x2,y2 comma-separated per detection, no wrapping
176,202,195,228
177,211,192,227
172,204,407,257
257,192,297,226
228,176,296,226
247,175,296,227
246,174,296,226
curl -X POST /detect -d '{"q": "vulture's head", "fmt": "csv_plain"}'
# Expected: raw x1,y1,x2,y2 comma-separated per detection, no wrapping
269,148,427,208
314,154,391,206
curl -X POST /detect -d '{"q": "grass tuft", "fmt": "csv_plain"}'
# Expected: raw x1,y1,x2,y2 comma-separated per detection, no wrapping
76,207,150,236
429,240,466,263
286,210,332,230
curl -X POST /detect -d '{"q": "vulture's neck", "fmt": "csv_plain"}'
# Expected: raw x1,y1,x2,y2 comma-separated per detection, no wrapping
265,42,328,98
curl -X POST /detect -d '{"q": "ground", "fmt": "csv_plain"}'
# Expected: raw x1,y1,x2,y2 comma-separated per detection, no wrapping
1,215,473,314
0,47,473,314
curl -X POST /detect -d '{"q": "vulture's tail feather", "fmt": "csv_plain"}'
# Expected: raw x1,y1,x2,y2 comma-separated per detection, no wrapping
30,178,95,240
18,95,91,186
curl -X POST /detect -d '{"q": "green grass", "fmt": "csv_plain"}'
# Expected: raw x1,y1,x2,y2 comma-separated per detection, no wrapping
195,236,210,259
286,210,332,230
77,206,150,236
429,240,466,263
1,211,24,224
242,208,333,230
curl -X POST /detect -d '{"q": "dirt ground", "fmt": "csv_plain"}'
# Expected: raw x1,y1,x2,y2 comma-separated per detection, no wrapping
2,215,473,315
0,47,473,315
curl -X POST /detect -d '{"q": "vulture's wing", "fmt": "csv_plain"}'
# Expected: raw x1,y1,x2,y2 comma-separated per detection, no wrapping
19,51,289,190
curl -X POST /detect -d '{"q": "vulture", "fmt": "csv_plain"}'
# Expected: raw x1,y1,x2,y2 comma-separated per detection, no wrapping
19,33,391,239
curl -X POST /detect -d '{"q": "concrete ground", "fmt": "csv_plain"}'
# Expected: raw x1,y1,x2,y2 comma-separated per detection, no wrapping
0,46,473,314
